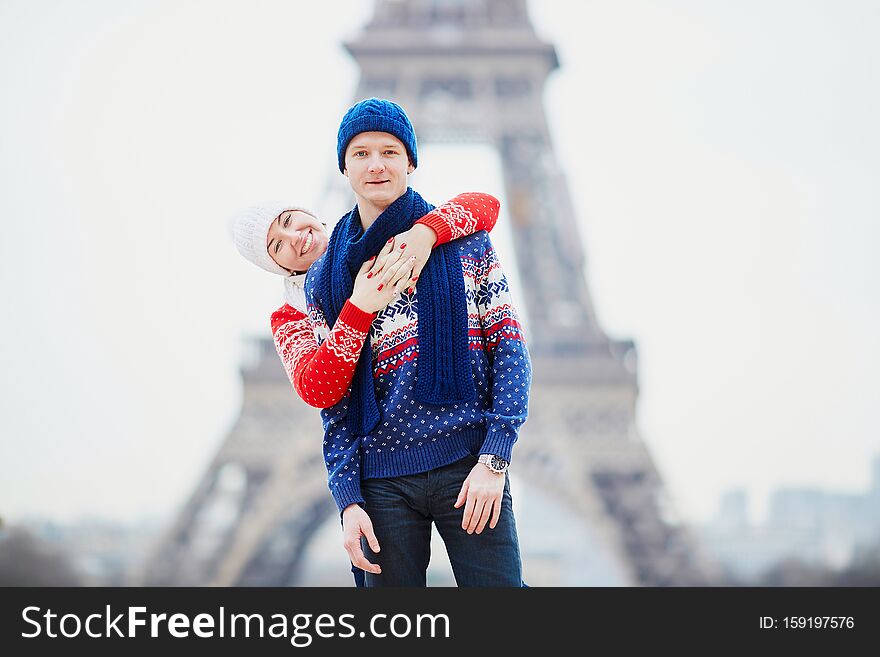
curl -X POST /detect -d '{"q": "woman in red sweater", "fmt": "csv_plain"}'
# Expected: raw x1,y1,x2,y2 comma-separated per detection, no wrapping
229,193,500,408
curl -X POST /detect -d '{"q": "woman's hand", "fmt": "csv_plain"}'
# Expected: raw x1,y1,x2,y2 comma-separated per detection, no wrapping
378,224,437,294
350,238,411,313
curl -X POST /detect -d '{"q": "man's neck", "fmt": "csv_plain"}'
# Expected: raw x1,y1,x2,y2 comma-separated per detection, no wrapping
357,201,385,231
356,189,408,231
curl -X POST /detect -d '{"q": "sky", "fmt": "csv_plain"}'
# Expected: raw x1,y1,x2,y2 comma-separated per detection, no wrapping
1,0,878,530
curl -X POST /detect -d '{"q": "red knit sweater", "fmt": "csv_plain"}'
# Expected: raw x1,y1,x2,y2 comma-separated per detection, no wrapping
271,192,500,408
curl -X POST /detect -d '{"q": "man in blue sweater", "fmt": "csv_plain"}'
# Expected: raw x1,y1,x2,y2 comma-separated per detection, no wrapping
304,98,532,586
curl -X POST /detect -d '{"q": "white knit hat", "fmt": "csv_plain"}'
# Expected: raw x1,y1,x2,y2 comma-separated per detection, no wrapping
227,202,319,313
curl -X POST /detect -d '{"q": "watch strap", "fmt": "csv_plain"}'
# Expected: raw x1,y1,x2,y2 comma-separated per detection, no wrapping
478,453,508,473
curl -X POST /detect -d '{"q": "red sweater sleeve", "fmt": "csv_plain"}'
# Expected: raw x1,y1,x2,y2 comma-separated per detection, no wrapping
415,192,500,245
271,300,375,409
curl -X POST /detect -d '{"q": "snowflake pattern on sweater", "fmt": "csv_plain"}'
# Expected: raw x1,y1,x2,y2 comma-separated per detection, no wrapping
304,231,531,513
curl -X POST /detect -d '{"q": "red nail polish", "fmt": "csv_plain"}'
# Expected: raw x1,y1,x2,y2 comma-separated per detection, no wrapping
399,243,407,249
369,255,376,261
367,272,373,279
377,283,384,291
412,276,419,282
387,237,394,243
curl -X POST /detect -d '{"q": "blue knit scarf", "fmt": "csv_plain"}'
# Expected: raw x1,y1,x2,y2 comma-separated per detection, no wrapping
314,187,476,436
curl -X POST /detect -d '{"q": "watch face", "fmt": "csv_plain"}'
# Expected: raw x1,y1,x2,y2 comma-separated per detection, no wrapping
490,455,509,471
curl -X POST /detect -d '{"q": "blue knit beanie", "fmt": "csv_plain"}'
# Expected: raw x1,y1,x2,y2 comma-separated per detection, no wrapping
336,98,418,173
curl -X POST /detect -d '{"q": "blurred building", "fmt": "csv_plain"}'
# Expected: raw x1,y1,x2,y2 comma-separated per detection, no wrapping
699,454,880,580
1,515,164,586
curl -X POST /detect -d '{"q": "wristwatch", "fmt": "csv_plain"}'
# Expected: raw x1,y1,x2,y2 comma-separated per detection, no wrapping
478,453,509,474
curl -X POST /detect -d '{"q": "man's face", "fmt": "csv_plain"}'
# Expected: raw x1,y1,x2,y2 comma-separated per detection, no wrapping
266,209,328,274
343,131,414,211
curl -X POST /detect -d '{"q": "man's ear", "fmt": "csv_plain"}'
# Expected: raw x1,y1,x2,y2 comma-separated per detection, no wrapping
407,163,414,174
343,167,348,177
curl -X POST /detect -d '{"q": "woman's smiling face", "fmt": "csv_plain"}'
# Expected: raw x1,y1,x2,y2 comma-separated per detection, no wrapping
266,209,329,274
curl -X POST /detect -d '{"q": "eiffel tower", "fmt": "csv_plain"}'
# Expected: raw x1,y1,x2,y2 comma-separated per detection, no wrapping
136,0,720,586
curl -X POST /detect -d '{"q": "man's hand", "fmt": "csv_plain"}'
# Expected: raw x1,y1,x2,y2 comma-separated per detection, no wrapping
453,463,505,535
341,504,382,575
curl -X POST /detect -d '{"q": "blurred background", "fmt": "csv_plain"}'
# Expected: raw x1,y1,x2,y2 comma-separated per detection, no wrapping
1,0,878,586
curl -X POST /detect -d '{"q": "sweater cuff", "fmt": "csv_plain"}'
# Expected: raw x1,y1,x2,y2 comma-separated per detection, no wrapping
416,214,451,246
338,300,376,332
331,477,366,515
478,430,517,464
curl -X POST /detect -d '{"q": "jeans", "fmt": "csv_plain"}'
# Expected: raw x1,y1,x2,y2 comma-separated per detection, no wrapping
357,453,523,587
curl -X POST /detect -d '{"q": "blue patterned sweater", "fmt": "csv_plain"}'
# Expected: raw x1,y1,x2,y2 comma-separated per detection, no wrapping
304,231,532,513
